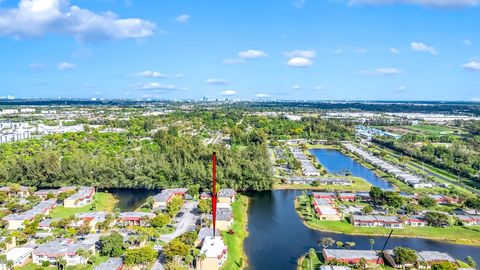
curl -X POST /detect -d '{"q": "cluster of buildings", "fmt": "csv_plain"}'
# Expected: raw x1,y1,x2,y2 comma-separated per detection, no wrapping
355,126,401,140
2,199,57,230
287,177,351,186
311,192,358,221
0,122,31,144
322,248,461,269
289,147,320,176
63,186,95,208
152,188,189,210
343,143,433,188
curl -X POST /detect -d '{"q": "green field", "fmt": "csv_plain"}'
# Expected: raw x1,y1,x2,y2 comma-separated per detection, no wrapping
49,192,118,218
296,195,480,246
406,125,461,136
220,195,249,270
17,256,109,270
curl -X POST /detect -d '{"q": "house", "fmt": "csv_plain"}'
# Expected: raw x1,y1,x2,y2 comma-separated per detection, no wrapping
2,199,57,230
405,216,428,227
64,187,95,208
200,192,212,200
0,247,33,270
337,192,355,202
119,212,155,226
0,236,16,251
152,188,188,210
457,215,480,226
94,258,123,270
320,266,351,270
355,192,371,202
312,192,336,201
417,251,459,268
196,236,227,270
196,227,221,246
351,215,403,229
34,186,76,199
39,218,61,232
0,186,31,198
75,212,111,231
322,249,383,265
210,207,234,230
315,206,341,221
313,198,332,207
217,189,237,204
33,239,95,266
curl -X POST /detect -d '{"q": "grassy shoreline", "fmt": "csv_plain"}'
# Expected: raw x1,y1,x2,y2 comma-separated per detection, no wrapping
273,176,372,192
49,192,118,218
220,194,249,270
295,195,480,246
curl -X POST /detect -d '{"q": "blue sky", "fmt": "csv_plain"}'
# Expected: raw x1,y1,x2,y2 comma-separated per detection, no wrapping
0,0,479,101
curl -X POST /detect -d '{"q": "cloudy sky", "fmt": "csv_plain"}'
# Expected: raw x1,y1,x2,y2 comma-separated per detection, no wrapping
0,0,479,100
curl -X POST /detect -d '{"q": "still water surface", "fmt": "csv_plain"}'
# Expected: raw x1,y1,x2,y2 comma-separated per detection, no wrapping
104,188,159,211
244,190,480,270
310,149,394,190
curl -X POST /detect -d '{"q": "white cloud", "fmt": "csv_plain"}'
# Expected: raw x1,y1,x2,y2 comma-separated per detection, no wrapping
411,42,438,55
390,47,400,54
375,67,402,75
223,58,245,65
284,50,316,59
205,78,229,85
462,60,480,71
357,67,402,76
238,49,268,59
134,70,168,78
133,82,177,91
57,62,76,70
0,0,156,42
175,14,190,23
287,57,313,67
254,93,270,98
292,85,301,90
29,63,46,70
348,0,480,8
292,0,306,8
220,90,237,95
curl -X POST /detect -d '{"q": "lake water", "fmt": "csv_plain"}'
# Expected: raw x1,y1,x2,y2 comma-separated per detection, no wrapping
103,188,159,211
244,190,480,270
310,149,394,190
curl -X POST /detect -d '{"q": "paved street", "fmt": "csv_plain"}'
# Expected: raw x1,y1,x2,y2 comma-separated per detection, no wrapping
152,201,198,269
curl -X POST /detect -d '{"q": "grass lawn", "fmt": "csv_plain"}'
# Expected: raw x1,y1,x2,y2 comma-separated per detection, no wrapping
49,192,118,218
220,195,249,270
298,252,322,270
406,125,460,136
274,176,372,192
295,195,480,246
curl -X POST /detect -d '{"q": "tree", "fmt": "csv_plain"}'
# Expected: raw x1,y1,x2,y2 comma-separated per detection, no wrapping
466,256,477,269
99,232,124,257
345,242,355,249
151,213,171,228
163,239,190,260
308,248,316,270
187,184,200,198
393,247,417,265
425,212,451,227
167,196,184,217
369,187,383,205
336,241,344,249
464,197,480,213
198,199,212,214
369,239,375,251
431,262,459,270
362,205,374,214
318,237,335,249
418,196,437,209
124,246,157,267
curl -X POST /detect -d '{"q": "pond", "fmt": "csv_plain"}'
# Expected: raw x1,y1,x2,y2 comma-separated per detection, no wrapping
102,188,159,211
310,149,394,190
244,190,480,270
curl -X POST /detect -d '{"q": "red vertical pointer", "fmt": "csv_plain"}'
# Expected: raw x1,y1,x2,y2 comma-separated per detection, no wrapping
212,152,217,237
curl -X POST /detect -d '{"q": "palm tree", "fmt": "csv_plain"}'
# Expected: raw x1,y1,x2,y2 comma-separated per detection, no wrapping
369,239,375,250
318,237,335,249
308,248,316,270
345,241,355,250
336,241,344,249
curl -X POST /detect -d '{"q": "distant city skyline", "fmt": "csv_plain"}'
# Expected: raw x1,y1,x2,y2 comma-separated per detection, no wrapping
0,0,480,101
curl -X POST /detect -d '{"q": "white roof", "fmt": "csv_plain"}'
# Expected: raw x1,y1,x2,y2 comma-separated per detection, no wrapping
6,247,33,262
200,236,227,258
317,206,338,215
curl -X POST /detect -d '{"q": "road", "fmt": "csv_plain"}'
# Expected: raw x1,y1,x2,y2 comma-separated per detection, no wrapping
369,142,480,195
151,201,198,270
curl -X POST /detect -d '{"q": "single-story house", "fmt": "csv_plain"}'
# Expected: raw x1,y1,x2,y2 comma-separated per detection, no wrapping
312,192,336,201
322,249,383,265
405,216,428,227
196,236,227,270
315,206,341,221
1,247,33,270
64,187,95,208
417,251,459,268
337,192,355,202
33,239,95,266
118,212,155,226
94,258,123,270
217,189,237,204
152,188,188,209
2,199,57,230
